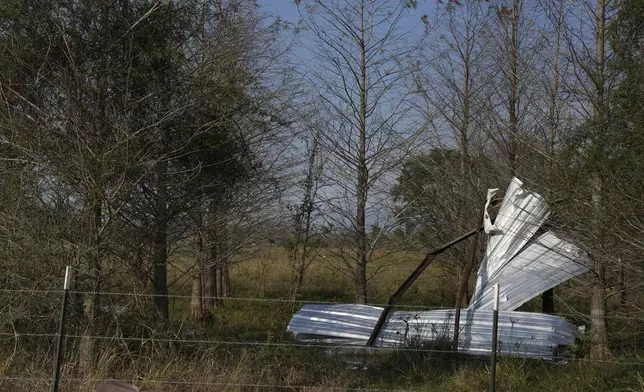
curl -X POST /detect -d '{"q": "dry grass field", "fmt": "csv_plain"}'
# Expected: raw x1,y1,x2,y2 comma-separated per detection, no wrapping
1,247,643,392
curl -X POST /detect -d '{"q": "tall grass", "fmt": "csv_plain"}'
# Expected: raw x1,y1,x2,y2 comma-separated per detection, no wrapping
1,247,643,391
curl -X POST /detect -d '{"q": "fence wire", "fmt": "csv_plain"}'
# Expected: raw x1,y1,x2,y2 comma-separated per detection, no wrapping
2,288,644,320
1,287,643,392
0,377,419,392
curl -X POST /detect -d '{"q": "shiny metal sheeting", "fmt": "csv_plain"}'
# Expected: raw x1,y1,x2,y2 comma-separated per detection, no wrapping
469,178,590,310
469,231,590,311
286,177,587,360
471,177,551,309
287,304,575,360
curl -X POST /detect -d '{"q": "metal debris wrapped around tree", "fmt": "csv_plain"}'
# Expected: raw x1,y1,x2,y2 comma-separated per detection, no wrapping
285,178,590,360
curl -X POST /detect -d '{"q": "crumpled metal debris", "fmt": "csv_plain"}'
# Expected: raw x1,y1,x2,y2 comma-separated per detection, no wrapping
286,177,590,360
288,304,576,360
469,177,590,311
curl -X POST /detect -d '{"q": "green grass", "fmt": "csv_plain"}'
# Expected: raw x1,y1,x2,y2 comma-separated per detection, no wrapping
1,246,643,392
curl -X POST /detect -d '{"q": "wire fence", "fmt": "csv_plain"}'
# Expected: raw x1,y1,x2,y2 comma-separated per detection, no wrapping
1,286,643,392
1,332,643,366
0,289,456,310
0,377,422,392
2,288,644,320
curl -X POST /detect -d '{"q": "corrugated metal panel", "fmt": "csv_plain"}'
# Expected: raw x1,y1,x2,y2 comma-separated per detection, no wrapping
470,178,551,308
469,178,589,310
468,231,590,311
287,304,575,360
286,177,586,361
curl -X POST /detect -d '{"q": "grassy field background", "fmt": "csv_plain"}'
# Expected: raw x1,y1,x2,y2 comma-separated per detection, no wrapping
1,247,643,391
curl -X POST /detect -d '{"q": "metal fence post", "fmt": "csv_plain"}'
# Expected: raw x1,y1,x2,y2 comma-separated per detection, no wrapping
51,266,71,392
489,283,500,392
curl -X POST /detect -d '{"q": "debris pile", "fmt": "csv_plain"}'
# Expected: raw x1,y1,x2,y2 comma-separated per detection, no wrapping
287,178,590,360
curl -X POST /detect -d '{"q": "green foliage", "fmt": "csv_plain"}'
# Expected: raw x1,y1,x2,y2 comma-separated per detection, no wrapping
608,0,644,196
3,0,644,389
0,0,283,328
2,248,644,391
391,148,496,249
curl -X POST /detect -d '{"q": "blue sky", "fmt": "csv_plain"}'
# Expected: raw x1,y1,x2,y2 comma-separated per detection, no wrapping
259,0,435,22
258,1,435,35
254,1,446,230
257,0,443,84
259,0,301,23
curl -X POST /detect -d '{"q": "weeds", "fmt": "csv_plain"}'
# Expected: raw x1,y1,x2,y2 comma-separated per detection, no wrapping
1,250,643,391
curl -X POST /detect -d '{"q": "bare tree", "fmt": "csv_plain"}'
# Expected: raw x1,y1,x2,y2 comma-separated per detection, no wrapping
588,0,610,361
287,125,325,299
180,1,302,318
417,1,491,178
561,0,618,360
411,0,492,300
298,0,423,303
479,0,548,179
533,0,570,314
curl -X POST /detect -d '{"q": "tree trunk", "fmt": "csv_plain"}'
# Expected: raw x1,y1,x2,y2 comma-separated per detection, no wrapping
191,224,205,321
355,260,367,304
460,21,470,180
355,0,368,304
455,262,464,302
91,198,102,319
219,220,230,299
590,174,609,359
153,160,169,320
542,0,564,315
205,201,223,308
295,233,310,300
293,267,304,300
78,198,102,375
590,252,609,359
134,241,147,289
589,0,609,360
456,11,472,306
542,289,554,314
222,262,230,297
619,258,628,309
204,238,218,309
190,274,203,320
508,1,519,177
152,227,169,319
216,265,223,300
204,266,217,309
79,0,109,367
